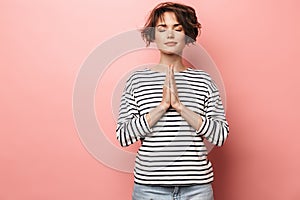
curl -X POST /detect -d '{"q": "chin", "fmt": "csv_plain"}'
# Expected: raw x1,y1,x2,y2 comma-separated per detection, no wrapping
159,48,183,56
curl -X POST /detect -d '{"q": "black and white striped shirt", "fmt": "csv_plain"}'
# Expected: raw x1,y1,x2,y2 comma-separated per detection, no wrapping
116,67,229,185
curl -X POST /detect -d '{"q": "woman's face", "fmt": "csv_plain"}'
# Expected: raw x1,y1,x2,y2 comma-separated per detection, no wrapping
154,12,186,55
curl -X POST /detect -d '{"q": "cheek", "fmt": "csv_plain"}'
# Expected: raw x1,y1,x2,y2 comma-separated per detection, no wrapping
176,32,186,42
154,33,164,44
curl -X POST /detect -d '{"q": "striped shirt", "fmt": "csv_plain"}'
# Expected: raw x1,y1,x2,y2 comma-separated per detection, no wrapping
116,67,229,185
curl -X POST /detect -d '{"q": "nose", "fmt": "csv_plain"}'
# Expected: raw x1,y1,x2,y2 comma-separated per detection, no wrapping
167,30,175,39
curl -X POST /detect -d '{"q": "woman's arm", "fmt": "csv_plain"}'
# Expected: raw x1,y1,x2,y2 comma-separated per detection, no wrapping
116,90,153,147
169,66,229,146
195,80,229,146
116,71,170,146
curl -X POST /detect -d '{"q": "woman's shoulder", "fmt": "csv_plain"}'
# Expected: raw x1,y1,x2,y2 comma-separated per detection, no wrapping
126,68,152,81
185,68,212,80
124,68,157,88
127,67,167,80
187,68,220,92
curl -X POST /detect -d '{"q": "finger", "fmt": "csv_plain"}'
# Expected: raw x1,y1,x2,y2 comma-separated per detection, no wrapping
169,64,174,78
169,66,175,90
165,70,170,88
166,67,170,88
164,76,168,87
164,67,169,87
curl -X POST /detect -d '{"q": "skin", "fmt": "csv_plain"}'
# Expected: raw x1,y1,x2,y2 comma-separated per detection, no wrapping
145,12,203,131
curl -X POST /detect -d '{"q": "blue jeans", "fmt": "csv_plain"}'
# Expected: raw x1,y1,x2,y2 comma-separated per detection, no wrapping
132,183,214,200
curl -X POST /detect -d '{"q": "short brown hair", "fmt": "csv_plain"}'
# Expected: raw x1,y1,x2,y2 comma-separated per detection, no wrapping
141,2,202,46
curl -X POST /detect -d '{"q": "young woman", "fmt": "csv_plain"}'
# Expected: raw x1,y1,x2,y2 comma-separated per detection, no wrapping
116,2,229,199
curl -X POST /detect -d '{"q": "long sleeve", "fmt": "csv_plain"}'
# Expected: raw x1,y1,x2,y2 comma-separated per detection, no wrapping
116,68,228,186
196,78,229,146
116,84,152,147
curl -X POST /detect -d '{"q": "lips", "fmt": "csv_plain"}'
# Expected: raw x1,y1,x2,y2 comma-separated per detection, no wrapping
164,42,177,46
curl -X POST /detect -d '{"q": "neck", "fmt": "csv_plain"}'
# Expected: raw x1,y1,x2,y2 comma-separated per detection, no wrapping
157,53,186,72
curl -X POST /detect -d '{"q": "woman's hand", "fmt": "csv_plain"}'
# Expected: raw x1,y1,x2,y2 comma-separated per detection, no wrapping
169,65,183,112
148,64,202,131
160,65,183,113
161,68,171,111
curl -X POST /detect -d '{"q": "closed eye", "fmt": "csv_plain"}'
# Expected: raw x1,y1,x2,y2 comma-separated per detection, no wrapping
174,24,183,32
158,27,167,32
175,28,183,32
156,24,183,32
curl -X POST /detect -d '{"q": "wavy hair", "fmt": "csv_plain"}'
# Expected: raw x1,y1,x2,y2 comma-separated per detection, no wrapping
141,2,202,46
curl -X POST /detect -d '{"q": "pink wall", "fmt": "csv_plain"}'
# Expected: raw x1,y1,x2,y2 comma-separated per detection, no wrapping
1,0,299,199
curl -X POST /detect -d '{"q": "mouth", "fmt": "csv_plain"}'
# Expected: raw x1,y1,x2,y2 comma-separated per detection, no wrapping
164,42,177,47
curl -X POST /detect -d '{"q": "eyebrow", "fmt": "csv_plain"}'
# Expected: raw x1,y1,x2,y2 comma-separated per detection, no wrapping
157,23,182,27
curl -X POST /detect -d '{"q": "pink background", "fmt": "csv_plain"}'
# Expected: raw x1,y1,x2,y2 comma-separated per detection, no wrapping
1,0,300,199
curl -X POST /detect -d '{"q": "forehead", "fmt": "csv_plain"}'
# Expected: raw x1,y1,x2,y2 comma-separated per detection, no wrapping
156,12,179,25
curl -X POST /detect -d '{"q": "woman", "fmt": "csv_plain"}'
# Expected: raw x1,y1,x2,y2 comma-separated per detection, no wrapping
116,2,229,199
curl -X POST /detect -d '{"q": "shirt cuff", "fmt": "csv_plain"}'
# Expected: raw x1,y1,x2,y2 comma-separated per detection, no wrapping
196,116,208,136
140,114,153,136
